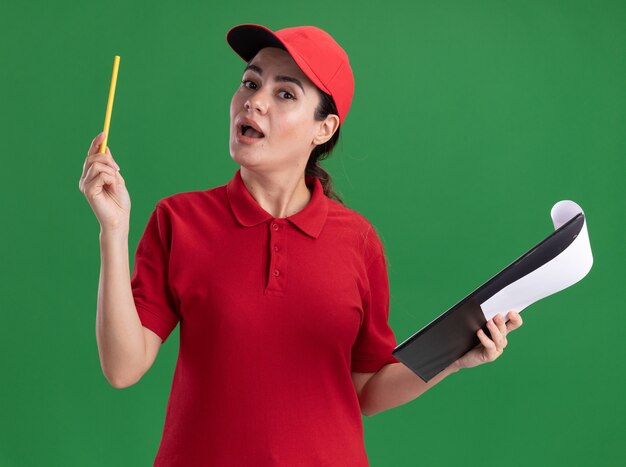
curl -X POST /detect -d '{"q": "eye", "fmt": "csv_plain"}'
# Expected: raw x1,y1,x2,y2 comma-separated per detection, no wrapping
241,79,257,90
279,90,296,100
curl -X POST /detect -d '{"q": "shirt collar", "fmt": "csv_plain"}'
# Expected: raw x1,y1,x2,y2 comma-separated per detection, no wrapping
226,168,329,239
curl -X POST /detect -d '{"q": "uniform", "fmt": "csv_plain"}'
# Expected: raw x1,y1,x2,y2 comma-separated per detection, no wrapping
131,168,400,466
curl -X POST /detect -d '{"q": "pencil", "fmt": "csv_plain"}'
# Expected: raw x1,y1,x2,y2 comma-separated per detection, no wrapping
99,55,120,154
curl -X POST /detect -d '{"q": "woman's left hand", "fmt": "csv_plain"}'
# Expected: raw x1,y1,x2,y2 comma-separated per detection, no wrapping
454,311,523,370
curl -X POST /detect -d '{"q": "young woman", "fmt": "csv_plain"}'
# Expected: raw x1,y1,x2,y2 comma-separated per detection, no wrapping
79,23,523,466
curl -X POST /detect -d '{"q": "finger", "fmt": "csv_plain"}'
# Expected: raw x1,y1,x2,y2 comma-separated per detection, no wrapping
82,146,120,180
85,170,118,201
506,311,523,332
83,145,110,178
477,328,497,352
478,326,503,363
82,161,117,191
494,313,508,338
487,319,506,351
97,146,120,170
88,132,107,156
115,169,125,184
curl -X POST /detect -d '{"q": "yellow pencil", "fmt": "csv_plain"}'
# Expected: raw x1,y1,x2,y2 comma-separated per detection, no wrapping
99,55,120,154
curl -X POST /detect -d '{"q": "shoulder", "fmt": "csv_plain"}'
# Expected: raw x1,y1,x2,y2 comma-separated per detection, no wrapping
326,198,386,262
153,182,228,215
326,198,371,229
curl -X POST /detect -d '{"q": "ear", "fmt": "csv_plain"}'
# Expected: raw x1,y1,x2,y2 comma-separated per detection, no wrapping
312,114,340,145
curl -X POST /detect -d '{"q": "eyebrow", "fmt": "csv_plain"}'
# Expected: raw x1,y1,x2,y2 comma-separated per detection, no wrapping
243,64,306,94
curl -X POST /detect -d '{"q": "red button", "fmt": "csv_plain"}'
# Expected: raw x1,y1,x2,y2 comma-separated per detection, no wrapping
272,223,279,231
273,269,280,276
273,245,279,252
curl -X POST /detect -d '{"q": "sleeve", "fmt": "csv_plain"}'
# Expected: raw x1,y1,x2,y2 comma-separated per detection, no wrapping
350,225,401,373
130,202,180,344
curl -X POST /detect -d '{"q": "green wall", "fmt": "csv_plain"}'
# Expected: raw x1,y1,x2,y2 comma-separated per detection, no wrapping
1,0,624,465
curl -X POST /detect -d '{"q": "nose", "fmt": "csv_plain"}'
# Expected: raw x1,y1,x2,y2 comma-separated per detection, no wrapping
244,88,269,114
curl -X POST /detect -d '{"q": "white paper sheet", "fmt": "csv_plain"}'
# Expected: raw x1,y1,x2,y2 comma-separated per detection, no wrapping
480,200,593,320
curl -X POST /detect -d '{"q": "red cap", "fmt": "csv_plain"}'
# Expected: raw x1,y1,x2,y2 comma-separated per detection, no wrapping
226,24,354,125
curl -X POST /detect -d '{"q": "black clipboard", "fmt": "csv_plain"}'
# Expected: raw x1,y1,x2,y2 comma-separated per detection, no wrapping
392,213,585,382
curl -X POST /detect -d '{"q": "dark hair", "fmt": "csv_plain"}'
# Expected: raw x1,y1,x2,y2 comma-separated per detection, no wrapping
307,89,343,204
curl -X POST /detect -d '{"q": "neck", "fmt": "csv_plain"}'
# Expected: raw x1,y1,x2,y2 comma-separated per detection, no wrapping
239,166,312,218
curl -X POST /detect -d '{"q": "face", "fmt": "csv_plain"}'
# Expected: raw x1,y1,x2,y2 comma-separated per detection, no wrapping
229,47,336,173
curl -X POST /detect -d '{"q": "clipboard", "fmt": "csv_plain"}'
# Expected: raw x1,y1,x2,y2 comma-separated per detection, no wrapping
392,201,593,382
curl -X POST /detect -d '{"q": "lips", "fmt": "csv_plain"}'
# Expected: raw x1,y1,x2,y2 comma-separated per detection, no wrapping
238,118,265,139
241,125,264,138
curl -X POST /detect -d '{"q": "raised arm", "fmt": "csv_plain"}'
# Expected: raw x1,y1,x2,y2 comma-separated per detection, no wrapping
79,132,161,388
96,230,162,388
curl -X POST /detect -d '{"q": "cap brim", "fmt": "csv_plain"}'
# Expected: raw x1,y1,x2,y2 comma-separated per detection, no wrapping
226,23,332,96
226,24,285,62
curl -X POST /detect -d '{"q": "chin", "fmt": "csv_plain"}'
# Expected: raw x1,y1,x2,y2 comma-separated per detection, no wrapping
230,147,265,169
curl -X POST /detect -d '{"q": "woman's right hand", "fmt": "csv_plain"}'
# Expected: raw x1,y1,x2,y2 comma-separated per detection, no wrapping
79,132,131,232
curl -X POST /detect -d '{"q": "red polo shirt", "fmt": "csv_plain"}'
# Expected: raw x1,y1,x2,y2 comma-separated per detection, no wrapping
131,168,400,466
